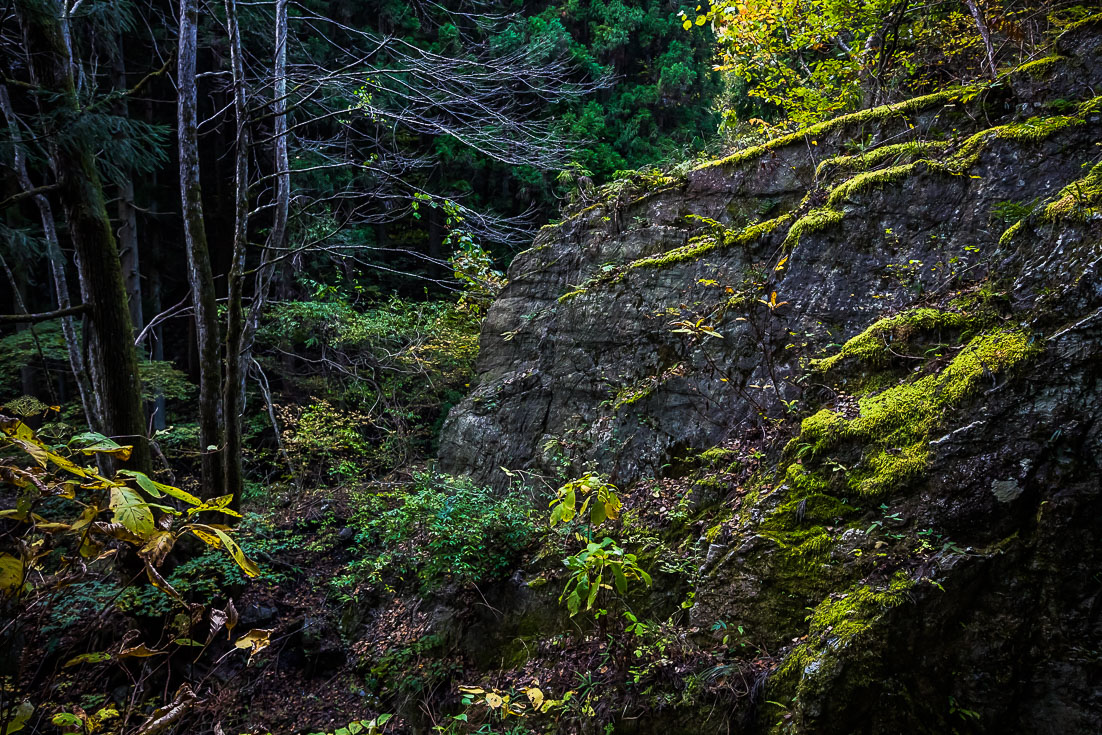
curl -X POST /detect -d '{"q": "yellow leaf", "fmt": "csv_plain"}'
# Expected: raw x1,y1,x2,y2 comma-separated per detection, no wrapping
234,628,273,664
485,693,503,709
682,19,692,29
190,527,223,549
47,451,91,478
119,643,165,658
12,439,47,468
0,553,24,595
526,687,544,709
212,528,261,577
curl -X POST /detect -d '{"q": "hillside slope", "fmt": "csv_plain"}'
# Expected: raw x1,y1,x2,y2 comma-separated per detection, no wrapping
435,16,1102,734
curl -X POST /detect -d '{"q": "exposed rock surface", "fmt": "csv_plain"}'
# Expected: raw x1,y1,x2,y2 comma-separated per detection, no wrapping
439,16,1102,735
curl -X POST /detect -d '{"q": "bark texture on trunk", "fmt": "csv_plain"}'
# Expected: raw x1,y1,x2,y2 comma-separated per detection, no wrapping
17,0,150,471
0,84,100,429
222,0,250,505
178,0,224,493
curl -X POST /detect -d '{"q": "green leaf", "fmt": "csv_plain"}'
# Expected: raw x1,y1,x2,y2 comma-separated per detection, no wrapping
611,563,627,594
2,701,33,734
119,470,202,506
63,652,112,667
586,573,601,609
110,486,154,537
51,713,82,727
566,590,581,617
589,501,606,526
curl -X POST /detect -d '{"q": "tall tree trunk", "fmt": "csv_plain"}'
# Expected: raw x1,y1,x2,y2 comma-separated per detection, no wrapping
17,0,150,471
178,0,223,494
0,84,100,429
240,0,288,400
222,0,250,505
113,36,144,338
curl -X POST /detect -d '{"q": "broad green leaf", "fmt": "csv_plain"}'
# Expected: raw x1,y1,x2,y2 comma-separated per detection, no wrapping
119,470,201,506
611,563,627,594
566,590,581,616
586,574,601,609
51,713,83,727
589,501,606,526
110,486,154,537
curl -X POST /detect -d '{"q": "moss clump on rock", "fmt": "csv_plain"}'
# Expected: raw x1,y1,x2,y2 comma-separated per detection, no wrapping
771,571,915,713
1043,159,1102,222
810,307,977,374
631,213,793,270
696,87,977,172
815,140,950,181
841,329,1036,496
781,207,846,250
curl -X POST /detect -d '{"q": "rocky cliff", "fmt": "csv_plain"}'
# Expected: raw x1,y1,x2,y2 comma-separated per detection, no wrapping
438,16,1102,734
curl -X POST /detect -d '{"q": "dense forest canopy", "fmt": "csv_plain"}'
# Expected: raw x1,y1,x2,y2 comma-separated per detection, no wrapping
1,0,1099,732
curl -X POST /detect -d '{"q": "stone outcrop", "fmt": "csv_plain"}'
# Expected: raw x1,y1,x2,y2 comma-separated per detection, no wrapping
438,15,1102,734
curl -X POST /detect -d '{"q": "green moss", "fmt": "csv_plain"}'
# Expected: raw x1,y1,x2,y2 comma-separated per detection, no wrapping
697,87,978,172
840,329,1036,496
815,140,950,180
998,218,1025,247
613,382,655,410
792,329,1036,499
558,288,587,303
827,161,925,207
1063,12,1102,33
704,523,724,543
1013,54,1064,78
792,409,848,459
810,572,911,638
772,571,914,707
697,447,737,465
1043,160,1102,222
630,213,793,270
781,207,845,250
949,97,1098,170
810,307,974,374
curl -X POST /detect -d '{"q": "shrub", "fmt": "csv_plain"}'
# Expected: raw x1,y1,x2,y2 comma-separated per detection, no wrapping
334,473,535,596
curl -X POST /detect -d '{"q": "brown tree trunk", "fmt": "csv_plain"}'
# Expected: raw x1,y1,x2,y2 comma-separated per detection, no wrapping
113,37,143,336
16,0,150,471
178,0,223,494
0,84,100,429
222,0,250,506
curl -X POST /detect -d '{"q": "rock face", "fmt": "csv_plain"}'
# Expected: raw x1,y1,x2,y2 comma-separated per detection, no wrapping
439,16,1102,735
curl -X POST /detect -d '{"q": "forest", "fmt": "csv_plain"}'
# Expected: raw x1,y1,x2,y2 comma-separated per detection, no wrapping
1,0,1100,733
